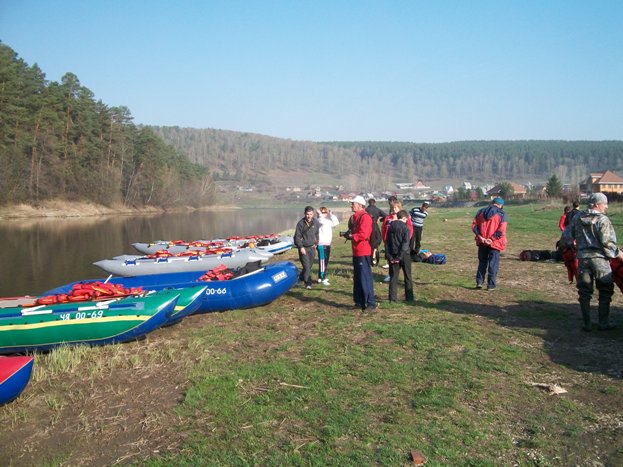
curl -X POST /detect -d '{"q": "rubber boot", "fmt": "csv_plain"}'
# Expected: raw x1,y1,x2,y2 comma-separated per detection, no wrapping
597,302,616,331
579,298,592,332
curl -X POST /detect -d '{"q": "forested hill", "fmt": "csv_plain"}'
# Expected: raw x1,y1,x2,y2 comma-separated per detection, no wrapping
151,126,623,189
0,43,214,207
3,40,622,208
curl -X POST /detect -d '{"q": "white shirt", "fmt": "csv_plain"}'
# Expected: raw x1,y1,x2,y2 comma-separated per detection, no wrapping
317,213,339,246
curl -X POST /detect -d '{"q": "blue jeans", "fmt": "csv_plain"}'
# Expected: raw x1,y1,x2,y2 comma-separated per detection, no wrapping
476,245,500,289
353,255,375,308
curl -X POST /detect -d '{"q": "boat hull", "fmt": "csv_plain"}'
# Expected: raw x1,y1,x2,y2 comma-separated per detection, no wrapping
132,236,294,255
0,291,180,354
0,356,34,405
94,249,271,277
46,261,299,313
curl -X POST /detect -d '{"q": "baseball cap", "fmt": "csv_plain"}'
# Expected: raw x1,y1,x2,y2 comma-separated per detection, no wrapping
493,197,504,206
590,192,608,206
350,195,366,205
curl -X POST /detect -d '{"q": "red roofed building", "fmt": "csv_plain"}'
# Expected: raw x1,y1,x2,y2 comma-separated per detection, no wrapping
581,170,623,194
486,182,528,200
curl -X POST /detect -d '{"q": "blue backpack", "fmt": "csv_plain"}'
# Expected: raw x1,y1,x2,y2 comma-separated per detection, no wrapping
426,253,446,265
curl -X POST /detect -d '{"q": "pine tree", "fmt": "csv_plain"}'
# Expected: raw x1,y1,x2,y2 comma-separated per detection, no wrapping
546,174,562,198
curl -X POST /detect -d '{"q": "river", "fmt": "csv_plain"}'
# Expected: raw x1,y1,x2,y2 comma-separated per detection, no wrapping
0,208,347,297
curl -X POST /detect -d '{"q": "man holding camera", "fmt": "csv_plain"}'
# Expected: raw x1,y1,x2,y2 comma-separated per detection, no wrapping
344,196,377,313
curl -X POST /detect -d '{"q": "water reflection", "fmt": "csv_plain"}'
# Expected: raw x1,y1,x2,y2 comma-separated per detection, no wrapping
0,208,347,296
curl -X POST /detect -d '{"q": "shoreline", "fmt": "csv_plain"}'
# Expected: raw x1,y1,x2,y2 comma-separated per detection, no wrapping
0,201,241,220
0,200,354,220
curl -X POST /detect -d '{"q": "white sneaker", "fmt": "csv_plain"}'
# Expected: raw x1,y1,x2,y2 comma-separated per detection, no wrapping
317,278,322,283
382,264,390,269
321,279,330,286
383,275,391,282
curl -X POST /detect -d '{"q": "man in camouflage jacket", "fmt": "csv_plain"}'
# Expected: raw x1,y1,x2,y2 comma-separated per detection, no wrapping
563,193,623,331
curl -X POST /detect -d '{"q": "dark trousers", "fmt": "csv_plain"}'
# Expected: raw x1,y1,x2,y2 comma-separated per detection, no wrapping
476,245,500,289
353,255,375,308
389,253,413,302
577,257,615,327
298,247,316,286
410,226,423,259
317,245,331,280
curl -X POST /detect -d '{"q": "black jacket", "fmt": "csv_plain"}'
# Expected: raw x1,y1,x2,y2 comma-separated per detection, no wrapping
385,220,410,261
294,218,319,248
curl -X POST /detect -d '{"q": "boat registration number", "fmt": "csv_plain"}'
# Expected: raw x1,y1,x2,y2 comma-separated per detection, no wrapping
59,310,105,320
205,288,227,296
272,271,287,282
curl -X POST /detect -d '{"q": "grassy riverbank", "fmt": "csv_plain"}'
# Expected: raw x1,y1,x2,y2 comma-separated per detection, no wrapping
2,203,622,465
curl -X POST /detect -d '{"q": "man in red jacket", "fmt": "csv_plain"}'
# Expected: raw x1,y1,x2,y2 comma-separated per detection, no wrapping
345,195,377,313
472,197,507,291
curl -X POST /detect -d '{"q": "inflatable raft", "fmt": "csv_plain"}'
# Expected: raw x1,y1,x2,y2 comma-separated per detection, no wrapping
94,248,271,277
132,235,294,256
0,356,34,405
0,289,190,354
45,261,299,314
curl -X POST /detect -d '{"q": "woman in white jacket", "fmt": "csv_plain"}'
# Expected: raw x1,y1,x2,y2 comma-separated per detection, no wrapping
316,207,340,285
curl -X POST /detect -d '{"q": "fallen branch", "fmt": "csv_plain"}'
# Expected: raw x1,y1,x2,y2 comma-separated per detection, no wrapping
279,382,309,389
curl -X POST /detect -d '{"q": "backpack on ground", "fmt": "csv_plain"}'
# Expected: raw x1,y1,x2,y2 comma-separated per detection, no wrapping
426,253,446,264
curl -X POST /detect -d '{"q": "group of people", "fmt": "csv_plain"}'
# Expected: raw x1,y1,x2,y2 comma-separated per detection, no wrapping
472,192,623,332
293,196,431,313
294,191,621,331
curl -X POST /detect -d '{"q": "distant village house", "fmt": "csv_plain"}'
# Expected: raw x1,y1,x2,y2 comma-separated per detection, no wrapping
486,182,527,200
580,170,623,195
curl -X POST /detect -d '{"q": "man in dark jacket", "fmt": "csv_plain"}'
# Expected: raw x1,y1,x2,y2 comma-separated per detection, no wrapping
294,206,319,289
385,210,414,303
564,201,581,228
563,193,623,331
472,197,507,290
365,198,386,265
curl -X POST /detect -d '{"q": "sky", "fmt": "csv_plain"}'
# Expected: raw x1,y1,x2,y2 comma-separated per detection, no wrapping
1,0,622,143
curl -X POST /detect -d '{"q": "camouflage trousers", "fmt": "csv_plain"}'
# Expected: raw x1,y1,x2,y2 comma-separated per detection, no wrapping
577,257,614,328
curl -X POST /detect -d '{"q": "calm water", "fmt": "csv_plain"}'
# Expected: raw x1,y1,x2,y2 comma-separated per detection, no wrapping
0,208,345,297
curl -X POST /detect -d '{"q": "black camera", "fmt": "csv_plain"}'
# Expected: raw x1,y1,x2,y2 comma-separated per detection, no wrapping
339,230,352,240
